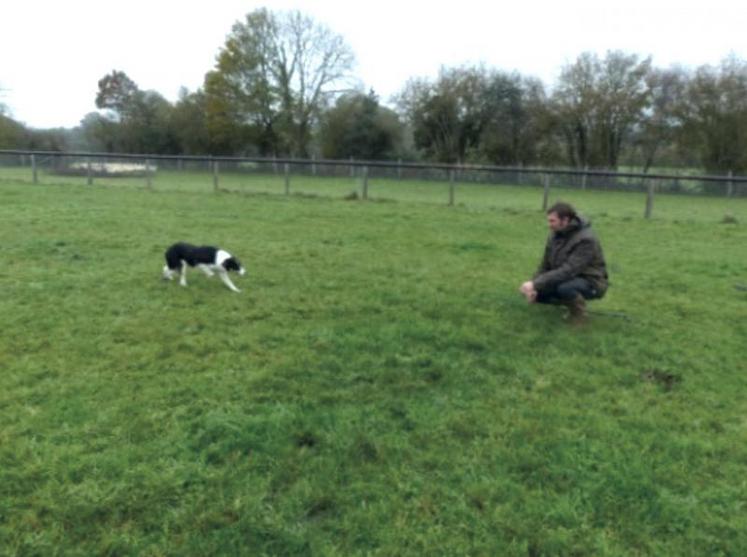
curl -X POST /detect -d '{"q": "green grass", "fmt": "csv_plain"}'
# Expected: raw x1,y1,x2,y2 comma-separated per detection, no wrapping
1,178,746,556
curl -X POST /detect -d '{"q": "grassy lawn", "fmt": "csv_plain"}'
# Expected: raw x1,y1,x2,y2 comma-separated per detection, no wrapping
1,178,746,555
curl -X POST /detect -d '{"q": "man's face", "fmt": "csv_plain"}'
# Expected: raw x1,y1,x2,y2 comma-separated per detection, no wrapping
547,212,570,232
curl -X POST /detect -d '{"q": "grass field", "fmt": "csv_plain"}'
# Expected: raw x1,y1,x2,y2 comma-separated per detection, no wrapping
1,177,746,555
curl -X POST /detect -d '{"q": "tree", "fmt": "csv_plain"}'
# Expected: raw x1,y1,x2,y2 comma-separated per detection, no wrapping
94,70,178,153
552,51,651,169
204,67,264,156
396,66,548,165
675,56,747,173
396,68,484,163
632,67,688,172
26,128,68,151
170,88,211,155
79,112,118,152
319,90,404,160
0,114,27,149
475,74,552,165
134,90,180,154
206,8,355,156
0,82,8,116
95,71,141,121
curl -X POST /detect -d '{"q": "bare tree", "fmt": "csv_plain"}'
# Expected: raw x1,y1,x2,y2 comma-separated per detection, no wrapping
206,8,355,156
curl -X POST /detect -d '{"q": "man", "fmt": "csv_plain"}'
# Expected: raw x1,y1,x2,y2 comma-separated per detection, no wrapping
519,202,608,322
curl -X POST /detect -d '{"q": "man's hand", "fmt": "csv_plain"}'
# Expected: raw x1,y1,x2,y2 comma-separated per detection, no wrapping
520,280,537,303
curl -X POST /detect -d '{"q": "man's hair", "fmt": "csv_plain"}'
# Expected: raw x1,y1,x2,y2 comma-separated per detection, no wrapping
546,201,577,220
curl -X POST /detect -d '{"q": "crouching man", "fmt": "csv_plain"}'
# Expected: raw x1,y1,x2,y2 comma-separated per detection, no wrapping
519,202,608,323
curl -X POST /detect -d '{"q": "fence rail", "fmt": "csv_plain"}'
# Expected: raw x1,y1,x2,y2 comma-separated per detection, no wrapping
1,149,746,218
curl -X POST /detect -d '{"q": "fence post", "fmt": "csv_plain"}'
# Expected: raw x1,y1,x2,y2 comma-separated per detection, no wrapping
397,158,402,181
542,173,550,211
362,166,369,200
31,154,38,184
727,170,734,198
145,159,152,189
449,168,455,206
213,160,219,192
312,155,317,176
644,178,655,219
349,156,355,177
273,155,278,175
581,165,588,190
87,158,93,186
284,162,290,195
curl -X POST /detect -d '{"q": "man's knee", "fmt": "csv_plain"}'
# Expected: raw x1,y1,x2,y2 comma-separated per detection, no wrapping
556,279,596,301
555,282,580,301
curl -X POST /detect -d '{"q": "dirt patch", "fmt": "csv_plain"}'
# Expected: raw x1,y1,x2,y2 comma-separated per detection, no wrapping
295,430,318,448
640,369,682,391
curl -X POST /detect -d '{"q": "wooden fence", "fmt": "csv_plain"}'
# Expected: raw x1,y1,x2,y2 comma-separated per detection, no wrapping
1,149,746,219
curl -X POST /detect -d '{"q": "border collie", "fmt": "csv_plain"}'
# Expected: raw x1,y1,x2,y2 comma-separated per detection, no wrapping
163,242,245,293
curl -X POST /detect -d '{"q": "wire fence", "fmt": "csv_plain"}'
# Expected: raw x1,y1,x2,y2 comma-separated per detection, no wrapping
1,149,746,219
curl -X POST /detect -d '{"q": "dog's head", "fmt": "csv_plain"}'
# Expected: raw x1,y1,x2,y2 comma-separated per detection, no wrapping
222,256,246,275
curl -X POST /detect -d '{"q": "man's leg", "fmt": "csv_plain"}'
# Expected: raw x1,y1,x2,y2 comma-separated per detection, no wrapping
555,278,597,301
536,278,596,322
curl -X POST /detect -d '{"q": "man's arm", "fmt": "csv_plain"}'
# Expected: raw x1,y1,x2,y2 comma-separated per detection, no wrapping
519,238,551,302
519,280,537,302
533,240,552,279
532,240,595,291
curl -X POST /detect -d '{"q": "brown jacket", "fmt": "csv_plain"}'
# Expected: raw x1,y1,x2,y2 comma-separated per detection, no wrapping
533,216,608,295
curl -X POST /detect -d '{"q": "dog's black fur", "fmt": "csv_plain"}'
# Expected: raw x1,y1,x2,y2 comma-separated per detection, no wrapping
164,242,242,272
163,242,245,292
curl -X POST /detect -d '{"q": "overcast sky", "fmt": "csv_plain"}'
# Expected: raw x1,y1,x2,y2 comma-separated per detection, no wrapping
1,0,745,129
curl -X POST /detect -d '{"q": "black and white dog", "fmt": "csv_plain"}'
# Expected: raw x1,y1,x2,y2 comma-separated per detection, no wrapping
163,242,245,293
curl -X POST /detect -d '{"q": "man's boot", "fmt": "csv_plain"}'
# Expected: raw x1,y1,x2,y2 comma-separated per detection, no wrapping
564,294,588,324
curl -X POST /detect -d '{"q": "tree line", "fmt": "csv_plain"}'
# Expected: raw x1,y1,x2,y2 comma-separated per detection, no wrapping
2,8,747,174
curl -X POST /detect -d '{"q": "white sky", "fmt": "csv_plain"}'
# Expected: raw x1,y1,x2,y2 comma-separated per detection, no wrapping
1,0,745,129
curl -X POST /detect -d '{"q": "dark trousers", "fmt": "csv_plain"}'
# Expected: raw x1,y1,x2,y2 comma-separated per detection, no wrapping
536,278,599,304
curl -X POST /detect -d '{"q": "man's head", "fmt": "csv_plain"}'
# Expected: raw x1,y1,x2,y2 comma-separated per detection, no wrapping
546,202,577,232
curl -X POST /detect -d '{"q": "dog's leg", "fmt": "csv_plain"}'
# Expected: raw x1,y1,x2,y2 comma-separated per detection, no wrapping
179,261,188,287
198,264,215,277
218,270,241,293
162,265,175,280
